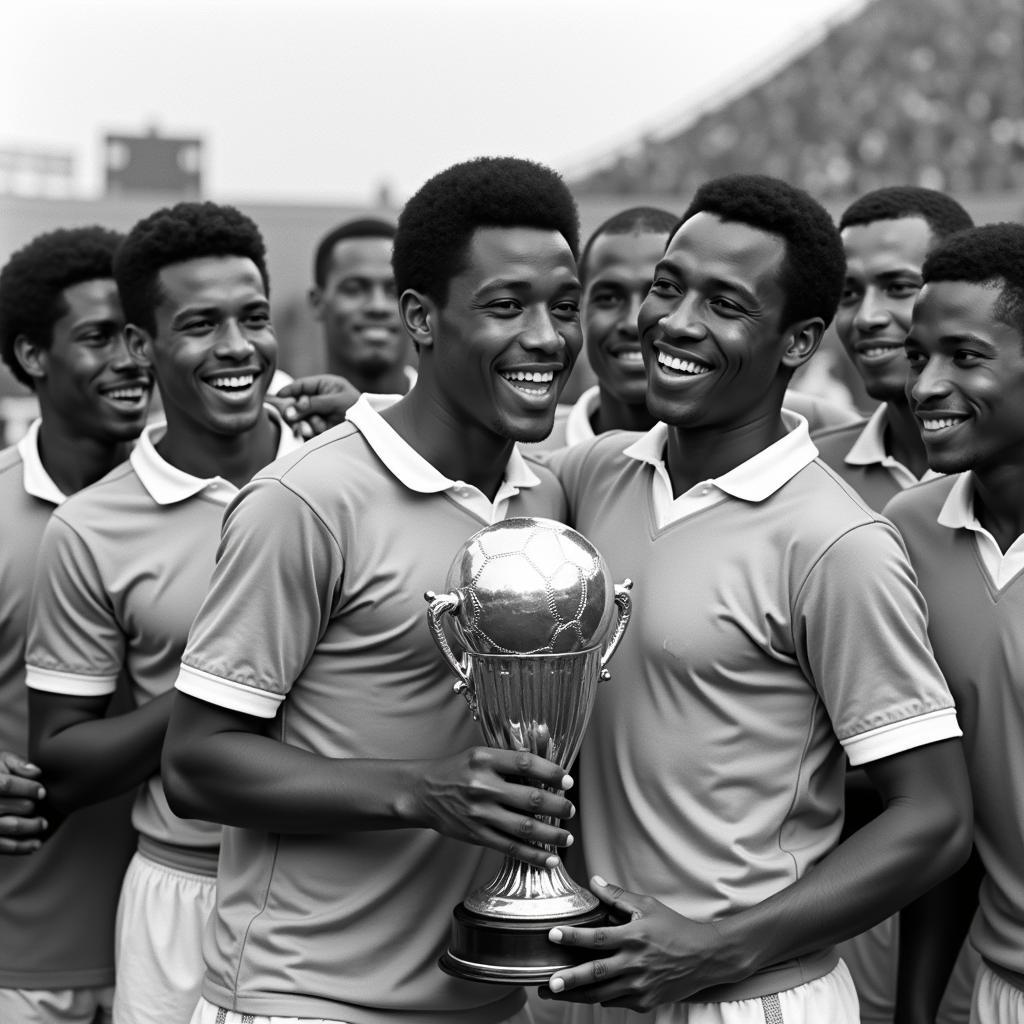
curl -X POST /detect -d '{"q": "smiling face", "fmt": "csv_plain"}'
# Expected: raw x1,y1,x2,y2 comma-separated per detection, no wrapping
637,212,797,430
39,278,152,442
134,255,276,438
312,236,404,377
835,216,933,403
423,226,581,443
906,279,1024,475
583,230,668,407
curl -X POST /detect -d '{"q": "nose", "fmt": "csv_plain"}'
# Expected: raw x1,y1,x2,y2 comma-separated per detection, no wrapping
659,293,705,341
109,330,137,371
366,283,393,318
853,287,890,333
215,318,256,359
909,355,952,406
520,306,565,355
617,293,642,340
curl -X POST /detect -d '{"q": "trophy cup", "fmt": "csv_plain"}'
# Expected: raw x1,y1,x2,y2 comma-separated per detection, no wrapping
425,516,632,984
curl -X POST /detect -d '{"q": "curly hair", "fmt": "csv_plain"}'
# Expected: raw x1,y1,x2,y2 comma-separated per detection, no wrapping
392,156,580,304
922,223,1024,337
312,218,396,288
578,206,677,283
0,226,123,390
839,186,974,241
113,201,269,335
678,174,846,328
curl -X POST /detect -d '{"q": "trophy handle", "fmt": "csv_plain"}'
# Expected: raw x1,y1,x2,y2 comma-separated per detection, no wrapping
599,579,633,679
425,590,478,716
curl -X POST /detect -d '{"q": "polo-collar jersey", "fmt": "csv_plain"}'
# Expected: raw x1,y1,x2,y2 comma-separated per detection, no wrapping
0,421,136,990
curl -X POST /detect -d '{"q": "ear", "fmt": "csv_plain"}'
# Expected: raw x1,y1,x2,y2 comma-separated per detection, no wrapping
780,318,824,371
400,290,437,351
308,285,325,322
125,324,154,367
13,334,49,383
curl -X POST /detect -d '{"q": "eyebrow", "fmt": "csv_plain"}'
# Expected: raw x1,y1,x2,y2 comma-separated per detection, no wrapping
655,259,760,307
473,277,580,299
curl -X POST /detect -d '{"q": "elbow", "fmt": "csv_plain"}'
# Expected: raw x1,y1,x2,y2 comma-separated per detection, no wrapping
160,743,208,820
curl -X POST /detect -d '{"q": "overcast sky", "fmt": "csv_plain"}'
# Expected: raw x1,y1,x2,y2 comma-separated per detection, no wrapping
3,0,864,205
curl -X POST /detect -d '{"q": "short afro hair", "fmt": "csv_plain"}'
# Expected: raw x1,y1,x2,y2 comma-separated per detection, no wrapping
312,218,396,288
0,225,122,390
392,156,580,304
678,174,846,328
579,206,677,283
922,223,1024,337
840,186,974,242
113,201,269,335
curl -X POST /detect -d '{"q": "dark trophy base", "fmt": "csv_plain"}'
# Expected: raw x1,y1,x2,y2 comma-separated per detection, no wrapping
438,902,610,984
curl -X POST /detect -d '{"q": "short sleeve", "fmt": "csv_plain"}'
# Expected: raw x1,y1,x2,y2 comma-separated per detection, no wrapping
793,520,961,766
176,476,344,718
26,516,124,696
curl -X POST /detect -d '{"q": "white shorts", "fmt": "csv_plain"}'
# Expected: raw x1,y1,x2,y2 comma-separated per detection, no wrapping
970,962,1024,1024
113,851,216,1024
563,961,859,1024
0,985,114,1024
190,995,536,1024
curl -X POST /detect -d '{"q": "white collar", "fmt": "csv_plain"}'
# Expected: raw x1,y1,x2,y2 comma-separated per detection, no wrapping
16,419,66,506
938,472,983,532
845,404,892,466
345,393,540,495
130,405,300,506
623,410,818,503
565,386,601,447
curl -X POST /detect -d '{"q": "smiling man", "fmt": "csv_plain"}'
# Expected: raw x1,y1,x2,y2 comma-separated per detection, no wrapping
25,202,302,1024
309,217,416,394
0,226,147,1024
884,223,1024,1024
541,174,971,1022
815,187,974,508
161,157,583,1024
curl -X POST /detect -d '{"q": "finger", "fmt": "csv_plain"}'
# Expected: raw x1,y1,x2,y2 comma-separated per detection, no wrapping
499,779,575,823
0,837,43,855
0,797,39,816
297,422,314,441
0,773,45,801
308,415,329,435
548,920,627,951
470,821,568,870
547,954,626,998
0,813,48,838
490,748,577,791
589,875,646,920
0,752,42,777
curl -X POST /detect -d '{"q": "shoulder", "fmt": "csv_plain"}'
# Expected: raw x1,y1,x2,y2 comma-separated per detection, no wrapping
255,421,374,492
790,458,885,526
883,475,956,526
51,461,140,529
810,419,867,459
784,391,861,433
0,442,22,474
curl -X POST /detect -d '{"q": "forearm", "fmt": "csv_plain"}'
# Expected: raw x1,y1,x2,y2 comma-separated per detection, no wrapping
29,690,173,815
716,742,972,979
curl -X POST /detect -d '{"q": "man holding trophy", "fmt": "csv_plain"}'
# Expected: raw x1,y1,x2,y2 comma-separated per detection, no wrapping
541,175,973,1021
162,156,596,1024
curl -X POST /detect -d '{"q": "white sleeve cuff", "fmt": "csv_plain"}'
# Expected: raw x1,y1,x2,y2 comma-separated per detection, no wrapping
175,663,284,719
25,664,118,696
844,707,962,767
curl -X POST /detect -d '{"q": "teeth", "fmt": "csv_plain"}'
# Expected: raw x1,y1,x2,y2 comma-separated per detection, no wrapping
208,374,255,390
104,387,145,401
657,352,710,375
501,370,555,383
862,347,898,358
921,417,963,432
616,351,644,364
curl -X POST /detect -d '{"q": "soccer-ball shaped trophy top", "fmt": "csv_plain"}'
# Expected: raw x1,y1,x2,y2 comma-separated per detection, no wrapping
444,517,615,657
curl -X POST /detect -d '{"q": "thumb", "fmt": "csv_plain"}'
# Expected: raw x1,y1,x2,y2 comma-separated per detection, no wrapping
590,875,644,921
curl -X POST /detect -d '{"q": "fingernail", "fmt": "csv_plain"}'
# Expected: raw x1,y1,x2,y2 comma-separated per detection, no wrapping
562,774,573,789
40,819,48,830
37,787,46,799
25,763,39,771
549,976,565,993
565,834,574,846
284,408,296,421
545,854,560,869
593,874,608,887
549,928,563,942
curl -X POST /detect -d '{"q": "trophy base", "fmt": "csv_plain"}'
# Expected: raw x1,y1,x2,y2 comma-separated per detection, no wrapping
438,902,610,984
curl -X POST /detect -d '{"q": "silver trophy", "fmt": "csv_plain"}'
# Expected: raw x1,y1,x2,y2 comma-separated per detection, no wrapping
425,516,632,983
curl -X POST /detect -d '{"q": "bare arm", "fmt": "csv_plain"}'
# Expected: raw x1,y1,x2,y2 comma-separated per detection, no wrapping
28,689,174,818
162,692,575,870
544,738,972,1008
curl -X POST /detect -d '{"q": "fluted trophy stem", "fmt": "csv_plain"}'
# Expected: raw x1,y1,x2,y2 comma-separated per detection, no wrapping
426,517,632,983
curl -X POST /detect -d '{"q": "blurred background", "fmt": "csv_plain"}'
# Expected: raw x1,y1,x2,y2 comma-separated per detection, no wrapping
2,0,1022,444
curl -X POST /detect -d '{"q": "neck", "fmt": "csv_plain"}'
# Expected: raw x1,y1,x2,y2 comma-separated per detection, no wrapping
881,398,929,478
665,410,788,498
380,388,513,501
155,408,279,489
594,387,657,434
972,464,1024,554
327,353,410,396
36,417,132,496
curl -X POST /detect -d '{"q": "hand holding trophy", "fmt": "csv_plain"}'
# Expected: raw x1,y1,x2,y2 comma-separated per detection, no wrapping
425,517,632,983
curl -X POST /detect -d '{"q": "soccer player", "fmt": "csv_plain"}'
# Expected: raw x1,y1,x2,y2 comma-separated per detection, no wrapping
160,157,583,1024
815,186,974,508
885,223,1024,1024
25,202,303,1024
309,217,414,394
538,174,972,1020
0,226,147,1024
